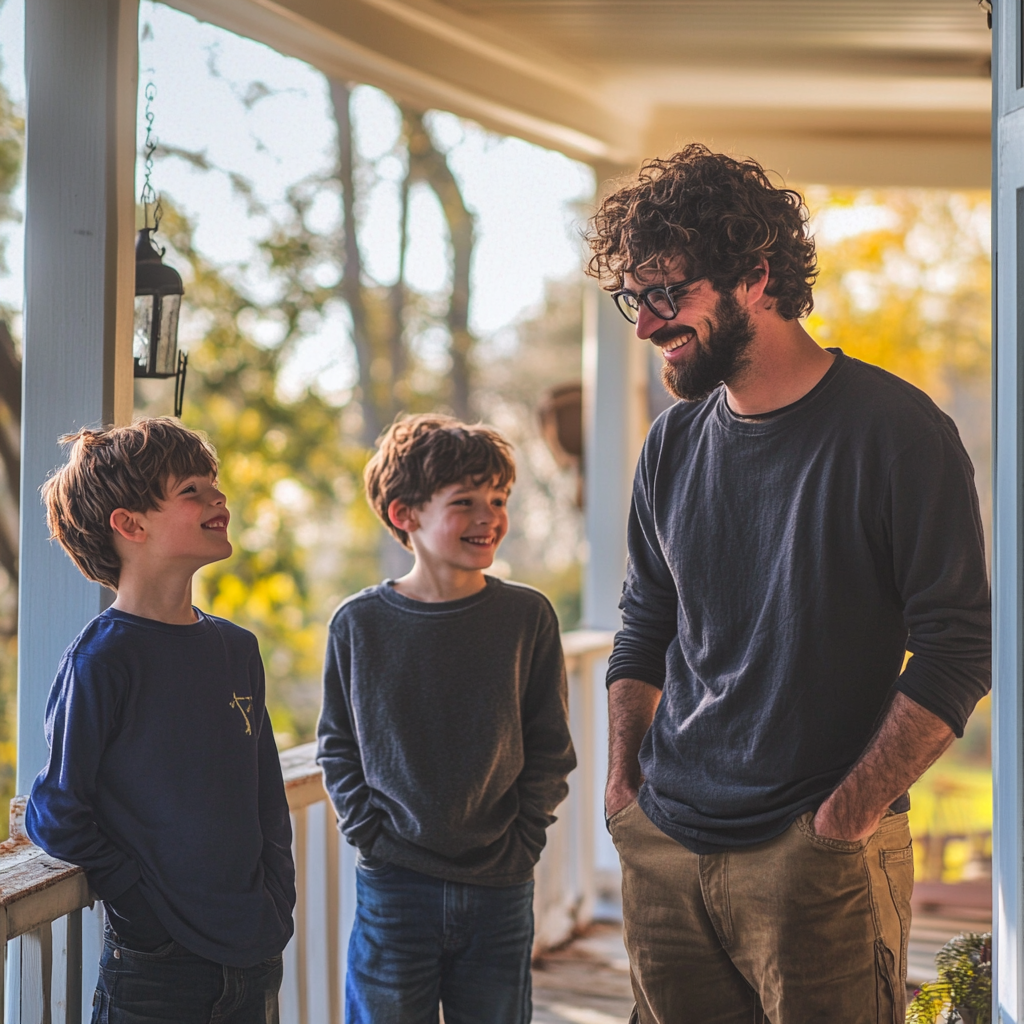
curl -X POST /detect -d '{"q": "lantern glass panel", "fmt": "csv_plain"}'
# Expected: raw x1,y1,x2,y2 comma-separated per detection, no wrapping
155,294,180,376
133,295,154,370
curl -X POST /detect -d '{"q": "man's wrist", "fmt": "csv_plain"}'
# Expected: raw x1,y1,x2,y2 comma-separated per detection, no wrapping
813,791,884,842
605,779,640,818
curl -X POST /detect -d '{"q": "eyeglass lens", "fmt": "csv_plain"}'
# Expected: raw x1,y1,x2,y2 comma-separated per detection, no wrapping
614,288,677,324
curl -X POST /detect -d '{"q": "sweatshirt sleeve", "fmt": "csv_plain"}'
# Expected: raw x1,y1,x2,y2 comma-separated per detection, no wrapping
256,699,296,916
514,601,576,860
606,441,679,689
316,620,382,851
25,653,141,900
889,423,991,736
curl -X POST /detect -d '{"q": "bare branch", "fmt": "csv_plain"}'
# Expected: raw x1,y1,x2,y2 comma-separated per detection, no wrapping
329,79,381,446
403,109,476,420
0,320,19,421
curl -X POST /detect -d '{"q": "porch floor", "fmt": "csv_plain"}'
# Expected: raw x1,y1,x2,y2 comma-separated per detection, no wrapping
532,923,634,1024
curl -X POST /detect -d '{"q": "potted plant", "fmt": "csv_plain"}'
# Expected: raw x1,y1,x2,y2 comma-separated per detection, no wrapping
906,932,991,1024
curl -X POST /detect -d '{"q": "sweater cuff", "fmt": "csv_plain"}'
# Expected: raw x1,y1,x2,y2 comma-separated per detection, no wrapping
605,664,666,690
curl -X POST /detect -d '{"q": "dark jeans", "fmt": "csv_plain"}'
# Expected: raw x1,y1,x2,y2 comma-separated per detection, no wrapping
347,860,534,1024
92,927,284,1024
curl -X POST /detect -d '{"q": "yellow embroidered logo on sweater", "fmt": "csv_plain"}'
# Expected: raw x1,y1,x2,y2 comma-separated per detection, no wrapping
229,693,253,735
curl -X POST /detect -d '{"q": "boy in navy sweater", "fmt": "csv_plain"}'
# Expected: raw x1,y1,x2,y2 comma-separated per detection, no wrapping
317,415,576,1024
26,418,295,1024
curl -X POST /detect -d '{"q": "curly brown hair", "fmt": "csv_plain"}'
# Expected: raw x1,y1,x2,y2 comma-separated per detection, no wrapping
43,417,219,590
586,144,817,321
364,414,516,549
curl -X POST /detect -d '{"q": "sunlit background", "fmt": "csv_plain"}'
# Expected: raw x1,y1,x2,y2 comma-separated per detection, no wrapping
0,0,993,891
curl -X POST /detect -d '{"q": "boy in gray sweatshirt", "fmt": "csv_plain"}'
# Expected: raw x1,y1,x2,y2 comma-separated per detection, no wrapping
316,414,576,1024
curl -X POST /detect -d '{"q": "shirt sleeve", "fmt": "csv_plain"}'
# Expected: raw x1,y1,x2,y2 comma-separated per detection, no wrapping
256,697,296,915
889,423,992,736
25,652,141,901
606,441,679,689
316,621,382,851
514,602,577,860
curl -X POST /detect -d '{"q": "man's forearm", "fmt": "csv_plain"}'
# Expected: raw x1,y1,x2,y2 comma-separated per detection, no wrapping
814,691,954,841
606,678,661,817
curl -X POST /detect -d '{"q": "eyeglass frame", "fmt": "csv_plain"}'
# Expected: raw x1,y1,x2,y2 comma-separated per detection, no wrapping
610,275,706,324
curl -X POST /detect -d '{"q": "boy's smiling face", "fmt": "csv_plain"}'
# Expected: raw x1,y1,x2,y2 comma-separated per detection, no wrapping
112,472,232,571
402,477,509,574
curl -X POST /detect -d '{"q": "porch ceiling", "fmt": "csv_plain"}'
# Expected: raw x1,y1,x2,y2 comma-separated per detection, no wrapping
167,0,992,187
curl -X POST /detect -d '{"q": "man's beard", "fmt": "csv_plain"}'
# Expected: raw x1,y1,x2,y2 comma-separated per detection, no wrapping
657,290,756,403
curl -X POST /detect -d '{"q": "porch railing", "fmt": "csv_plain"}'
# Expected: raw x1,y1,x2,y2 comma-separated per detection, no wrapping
0,628,613,1024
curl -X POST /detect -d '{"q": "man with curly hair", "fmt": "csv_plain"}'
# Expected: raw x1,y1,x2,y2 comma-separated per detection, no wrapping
591,145,990,1022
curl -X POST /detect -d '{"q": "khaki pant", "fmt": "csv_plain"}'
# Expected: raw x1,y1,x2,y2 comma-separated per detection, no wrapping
609,801,913,1024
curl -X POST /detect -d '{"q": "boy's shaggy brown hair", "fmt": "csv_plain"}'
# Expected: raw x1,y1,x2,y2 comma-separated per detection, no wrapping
364,414,516,549
586,143,818,321
43,417,219,590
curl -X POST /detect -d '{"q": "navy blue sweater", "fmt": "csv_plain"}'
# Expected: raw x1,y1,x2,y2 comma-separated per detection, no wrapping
26,608,295,967
609,353,991,853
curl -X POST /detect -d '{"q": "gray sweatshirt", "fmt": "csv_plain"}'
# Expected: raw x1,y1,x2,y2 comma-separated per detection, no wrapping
316,578,576,885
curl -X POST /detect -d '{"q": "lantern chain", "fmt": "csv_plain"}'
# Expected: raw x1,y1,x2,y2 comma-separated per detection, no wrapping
140,81,163,233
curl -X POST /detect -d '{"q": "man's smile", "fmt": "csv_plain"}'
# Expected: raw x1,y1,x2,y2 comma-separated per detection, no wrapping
462,535,496,547
653,324,697,362
202,514,230,531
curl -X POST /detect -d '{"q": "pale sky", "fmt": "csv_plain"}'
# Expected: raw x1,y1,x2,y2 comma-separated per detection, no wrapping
0,0,596,394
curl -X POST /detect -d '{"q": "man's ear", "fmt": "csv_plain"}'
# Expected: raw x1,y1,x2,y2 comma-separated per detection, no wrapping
387,499,419,536
739,260,771,308
110,508,147,544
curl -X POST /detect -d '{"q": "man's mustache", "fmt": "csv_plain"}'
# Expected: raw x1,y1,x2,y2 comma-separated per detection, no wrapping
651,322,696,347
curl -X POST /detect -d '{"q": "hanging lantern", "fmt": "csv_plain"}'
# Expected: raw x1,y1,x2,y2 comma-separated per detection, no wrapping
132,82,187,417
133,228,184,376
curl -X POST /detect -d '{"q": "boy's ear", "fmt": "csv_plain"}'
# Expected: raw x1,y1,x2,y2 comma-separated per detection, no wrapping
110,508,147,544
387,499,419,535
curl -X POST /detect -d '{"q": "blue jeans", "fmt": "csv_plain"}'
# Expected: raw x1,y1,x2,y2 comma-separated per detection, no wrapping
92,927,283,1024
347,860,534,1024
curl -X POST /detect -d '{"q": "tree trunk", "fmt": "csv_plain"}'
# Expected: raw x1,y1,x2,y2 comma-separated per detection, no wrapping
0,319,18,612
403,109,476,421
329,80,382,447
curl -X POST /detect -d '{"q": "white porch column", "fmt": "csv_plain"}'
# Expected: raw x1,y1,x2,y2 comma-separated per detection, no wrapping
19,0,137,789
993,0,1024,1015
582,282,648,632
18,6,137,1015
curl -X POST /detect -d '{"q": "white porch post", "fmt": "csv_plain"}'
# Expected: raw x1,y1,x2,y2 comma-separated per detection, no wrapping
582,282,647,632
17,3,137,1018
581,281,647,888
993,0,1024,1015
19,0,137,791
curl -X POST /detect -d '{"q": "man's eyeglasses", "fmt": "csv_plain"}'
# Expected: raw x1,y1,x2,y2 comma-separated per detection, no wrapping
611,276,705,324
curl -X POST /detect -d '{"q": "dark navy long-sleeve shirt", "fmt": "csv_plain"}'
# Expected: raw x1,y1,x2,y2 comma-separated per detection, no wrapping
26,608,295,967
608,352,991,853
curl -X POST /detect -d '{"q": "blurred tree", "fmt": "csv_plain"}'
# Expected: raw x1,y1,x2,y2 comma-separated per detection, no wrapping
808,189,990,396
138,201,378,744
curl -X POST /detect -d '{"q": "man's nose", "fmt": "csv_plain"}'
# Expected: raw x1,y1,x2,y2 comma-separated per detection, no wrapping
635,305,661,341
